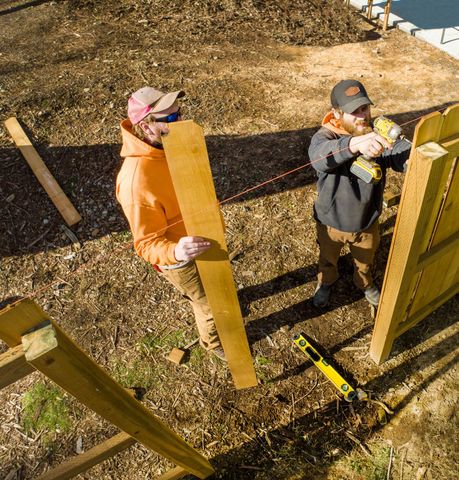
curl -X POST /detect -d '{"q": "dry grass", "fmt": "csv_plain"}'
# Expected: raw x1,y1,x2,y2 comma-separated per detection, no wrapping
0,0,458,478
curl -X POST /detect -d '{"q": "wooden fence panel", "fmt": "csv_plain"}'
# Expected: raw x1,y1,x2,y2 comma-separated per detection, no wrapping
370,104,459,363
370,142,450,363
0,300,214,479
22,321,214,479
409,161,459,315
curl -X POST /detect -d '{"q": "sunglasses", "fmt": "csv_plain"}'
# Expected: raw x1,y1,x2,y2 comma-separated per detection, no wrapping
155,108,181,123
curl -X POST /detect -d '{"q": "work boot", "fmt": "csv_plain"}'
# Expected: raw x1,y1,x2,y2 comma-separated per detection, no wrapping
210,347,227,362
364,285,380,307
313,283,331,308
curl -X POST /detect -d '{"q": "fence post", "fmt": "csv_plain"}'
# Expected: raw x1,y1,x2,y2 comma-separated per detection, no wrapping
383,0,392,30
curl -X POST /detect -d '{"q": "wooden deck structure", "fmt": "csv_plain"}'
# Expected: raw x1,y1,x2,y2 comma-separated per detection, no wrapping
344,0,393,31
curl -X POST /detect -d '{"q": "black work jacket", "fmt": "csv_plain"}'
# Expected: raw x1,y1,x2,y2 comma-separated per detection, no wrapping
308,125,411,233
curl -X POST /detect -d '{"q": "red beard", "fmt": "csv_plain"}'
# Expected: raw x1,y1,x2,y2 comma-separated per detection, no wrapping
342,117,372,136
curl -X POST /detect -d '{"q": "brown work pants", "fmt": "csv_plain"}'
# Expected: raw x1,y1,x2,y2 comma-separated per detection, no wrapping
316,221,380,289
159,261,221,351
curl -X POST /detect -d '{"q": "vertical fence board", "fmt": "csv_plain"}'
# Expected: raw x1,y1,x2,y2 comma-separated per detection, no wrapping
409,161,459,314
163,120,257,390
411,111,443,145
439,104,459,141
376,113,444,301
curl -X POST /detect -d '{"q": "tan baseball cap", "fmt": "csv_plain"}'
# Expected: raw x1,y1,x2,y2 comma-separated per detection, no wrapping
128,87,185,124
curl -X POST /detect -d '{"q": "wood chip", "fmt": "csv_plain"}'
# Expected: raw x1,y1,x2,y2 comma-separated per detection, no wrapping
240,465,264,471
416,466,428,480
182,337,199,350
76,436,83,454
4,469,18,480
60,224,81,246
167,348,186,365
386,445,393,480
228,245,243,261
345,430,372,456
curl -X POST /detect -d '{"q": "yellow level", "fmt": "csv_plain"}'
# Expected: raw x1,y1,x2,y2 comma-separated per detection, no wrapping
293,333,357,402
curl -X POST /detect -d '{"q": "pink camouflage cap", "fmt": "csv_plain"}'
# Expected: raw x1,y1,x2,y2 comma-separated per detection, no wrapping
127,87,185,124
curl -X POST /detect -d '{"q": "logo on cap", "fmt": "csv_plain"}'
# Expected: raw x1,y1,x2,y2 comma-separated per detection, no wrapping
345,86,360,97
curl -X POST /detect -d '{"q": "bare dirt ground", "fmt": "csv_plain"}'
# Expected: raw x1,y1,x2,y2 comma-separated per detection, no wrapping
0,1,458,479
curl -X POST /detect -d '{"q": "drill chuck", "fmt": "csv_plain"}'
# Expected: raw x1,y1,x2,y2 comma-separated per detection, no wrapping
373,116,402,143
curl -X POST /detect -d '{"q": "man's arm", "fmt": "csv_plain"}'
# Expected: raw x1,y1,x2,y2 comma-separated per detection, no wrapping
125,202,210,265
309,128,354,173
309,128,391,173
127,202,178,266
381,138,412,172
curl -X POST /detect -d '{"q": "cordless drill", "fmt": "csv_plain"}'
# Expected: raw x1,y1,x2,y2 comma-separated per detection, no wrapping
350,116,402,184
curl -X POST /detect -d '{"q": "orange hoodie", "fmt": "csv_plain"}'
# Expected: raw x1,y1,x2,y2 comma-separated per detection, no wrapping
116,119,186,266
321,111,350,136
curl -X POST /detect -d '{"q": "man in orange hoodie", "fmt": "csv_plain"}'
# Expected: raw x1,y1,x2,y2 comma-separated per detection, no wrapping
308,79,411,309
116,87,225,360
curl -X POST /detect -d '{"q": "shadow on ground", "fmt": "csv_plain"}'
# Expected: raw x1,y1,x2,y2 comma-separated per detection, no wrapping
1,103,454,259
0,0,52,17
0,126,315,258
208,297,458,479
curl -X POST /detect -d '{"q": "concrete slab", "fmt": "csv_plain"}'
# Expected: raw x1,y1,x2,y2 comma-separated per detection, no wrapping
349,0,459,60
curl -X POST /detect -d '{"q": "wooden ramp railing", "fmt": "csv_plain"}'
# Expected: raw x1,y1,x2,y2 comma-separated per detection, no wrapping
0,299,214,479
344,0,393,31
370,104,459,364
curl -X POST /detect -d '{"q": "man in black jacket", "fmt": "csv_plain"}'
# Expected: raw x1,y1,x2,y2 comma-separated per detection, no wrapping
308,79,411,308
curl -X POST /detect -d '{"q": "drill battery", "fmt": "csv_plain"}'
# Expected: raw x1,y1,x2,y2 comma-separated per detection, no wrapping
350,157,382,184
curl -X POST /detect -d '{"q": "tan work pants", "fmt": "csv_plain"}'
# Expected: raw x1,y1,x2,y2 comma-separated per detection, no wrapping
316,221,380,289
159,261,220,351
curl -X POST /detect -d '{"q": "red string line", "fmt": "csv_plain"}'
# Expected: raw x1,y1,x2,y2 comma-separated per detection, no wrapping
5,106,451,305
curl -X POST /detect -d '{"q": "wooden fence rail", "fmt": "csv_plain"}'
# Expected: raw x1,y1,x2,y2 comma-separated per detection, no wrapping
370,104,459,363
